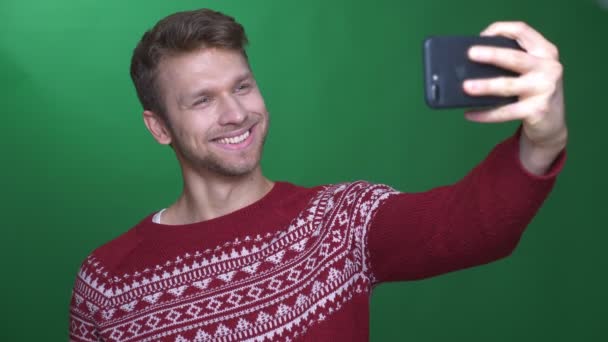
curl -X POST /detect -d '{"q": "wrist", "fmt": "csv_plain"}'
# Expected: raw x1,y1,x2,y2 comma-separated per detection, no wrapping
518,129,567,175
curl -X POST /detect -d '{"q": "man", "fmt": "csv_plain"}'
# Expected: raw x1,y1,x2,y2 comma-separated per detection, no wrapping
69,8,567,342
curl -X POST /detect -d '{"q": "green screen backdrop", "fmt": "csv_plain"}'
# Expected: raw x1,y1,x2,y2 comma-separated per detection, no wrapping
1,0,606,340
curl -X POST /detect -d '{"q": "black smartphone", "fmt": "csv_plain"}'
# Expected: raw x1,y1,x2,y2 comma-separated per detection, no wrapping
423,35,524,109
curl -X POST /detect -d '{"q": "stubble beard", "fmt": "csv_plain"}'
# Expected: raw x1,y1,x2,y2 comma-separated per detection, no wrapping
173,122,269,178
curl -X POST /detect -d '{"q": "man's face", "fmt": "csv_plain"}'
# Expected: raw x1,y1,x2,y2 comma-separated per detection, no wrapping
155,48,269,177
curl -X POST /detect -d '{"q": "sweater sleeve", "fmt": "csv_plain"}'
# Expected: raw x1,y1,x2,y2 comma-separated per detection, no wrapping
368,127,566,283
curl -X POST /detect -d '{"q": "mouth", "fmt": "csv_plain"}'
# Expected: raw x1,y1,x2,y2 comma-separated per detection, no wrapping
212,125,255,150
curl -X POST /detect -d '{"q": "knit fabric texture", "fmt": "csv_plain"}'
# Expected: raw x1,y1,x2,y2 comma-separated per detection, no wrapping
69,129,565,341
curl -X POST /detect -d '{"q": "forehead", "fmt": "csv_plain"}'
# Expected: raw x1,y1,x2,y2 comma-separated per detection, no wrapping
157,48,250,95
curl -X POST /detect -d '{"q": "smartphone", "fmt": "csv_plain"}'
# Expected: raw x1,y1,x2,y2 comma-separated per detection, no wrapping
423,35,524,109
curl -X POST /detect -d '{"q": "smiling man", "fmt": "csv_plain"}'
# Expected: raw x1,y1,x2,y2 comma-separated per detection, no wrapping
142,45,272,224
69,8,567,342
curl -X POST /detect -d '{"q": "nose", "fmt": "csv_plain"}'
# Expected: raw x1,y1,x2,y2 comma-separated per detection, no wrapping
217,94,247,126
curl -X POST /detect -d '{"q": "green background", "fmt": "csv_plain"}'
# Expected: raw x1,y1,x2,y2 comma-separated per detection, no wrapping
2,0,606,340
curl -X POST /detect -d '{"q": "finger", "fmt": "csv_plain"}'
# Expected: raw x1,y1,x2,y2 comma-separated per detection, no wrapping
464,98,542,123
480,21,559,60
463,76,532,97
464,106,524,123
468,45,539,74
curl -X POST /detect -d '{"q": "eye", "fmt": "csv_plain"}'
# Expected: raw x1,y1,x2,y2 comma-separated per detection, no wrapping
193,96,210,106
235,83,251,92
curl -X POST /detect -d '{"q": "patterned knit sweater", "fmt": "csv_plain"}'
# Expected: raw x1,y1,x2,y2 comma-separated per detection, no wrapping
69,130,565,342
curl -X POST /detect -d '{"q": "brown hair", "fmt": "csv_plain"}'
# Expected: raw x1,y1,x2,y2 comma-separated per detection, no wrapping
130,8,249,122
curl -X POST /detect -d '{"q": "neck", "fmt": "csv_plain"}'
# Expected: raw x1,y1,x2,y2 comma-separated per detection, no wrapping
162,166,274,225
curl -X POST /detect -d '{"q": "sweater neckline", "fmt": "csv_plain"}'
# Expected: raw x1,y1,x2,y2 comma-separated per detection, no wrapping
139,181,292,236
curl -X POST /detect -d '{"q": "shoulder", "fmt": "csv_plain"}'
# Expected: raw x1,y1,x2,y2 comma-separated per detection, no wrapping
312,181,400,218
318,180,399,201
74,214,154,283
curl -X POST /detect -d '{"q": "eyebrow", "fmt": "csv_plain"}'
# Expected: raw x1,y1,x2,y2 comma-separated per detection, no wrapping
181,72,253,105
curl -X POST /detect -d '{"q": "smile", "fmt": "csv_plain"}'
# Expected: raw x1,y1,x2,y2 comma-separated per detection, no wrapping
213,126,255,150
216,130,250,145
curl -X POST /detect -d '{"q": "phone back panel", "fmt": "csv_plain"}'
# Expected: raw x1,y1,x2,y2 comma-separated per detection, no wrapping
423,36,523,109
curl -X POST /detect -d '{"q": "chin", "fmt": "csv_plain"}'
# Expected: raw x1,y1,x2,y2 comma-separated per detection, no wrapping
208,163,259,177
195,152,261,177
176,138,265,178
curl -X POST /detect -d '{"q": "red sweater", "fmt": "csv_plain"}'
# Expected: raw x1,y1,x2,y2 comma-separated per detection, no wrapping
69,130,565,342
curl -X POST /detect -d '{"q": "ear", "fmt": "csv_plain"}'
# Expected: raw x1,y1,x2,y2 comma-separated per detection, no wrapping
143,110,172,145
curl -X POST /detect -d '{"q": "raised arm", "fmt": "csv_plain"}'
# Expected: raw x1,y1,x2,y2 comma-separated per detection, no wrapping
368,127,565,283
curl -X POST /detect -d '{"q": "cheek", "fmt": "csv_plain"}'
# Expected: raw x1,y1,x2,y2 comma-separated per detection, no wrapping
172,115,214,142
245,89,268,114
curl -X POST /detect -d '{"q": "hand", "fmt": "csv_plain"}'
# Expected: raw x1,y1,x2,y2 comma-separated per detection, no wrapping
463,22,568,159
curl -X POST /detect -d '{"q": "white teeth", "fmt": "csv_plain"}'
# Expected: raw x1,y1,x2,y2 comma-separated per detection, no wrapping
217,130,250,145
